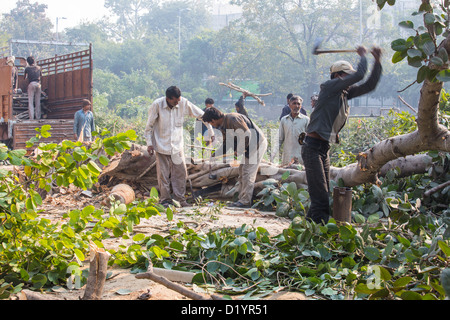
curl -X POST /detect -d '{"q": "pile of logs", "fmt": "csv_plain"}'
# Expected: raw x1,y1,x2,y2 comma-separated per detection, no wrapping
98,143,307,201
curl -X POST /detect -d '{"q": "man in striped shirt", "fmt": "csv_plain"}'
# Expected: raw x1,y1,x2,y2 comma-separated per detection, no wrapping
144,86,214,207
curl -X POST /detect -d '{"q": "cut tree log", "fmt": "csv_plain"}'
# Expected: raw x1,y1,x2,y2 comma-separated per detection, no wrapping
19,289,63,300
81,242,111,300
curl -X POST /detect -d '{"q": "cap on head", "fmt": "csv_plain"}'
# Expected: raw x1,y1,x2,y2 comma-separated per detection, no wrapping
330,60,356,74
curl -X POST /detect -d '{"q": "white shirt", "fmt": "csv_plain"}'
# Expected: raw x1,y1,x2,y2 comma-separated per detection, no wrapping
144,96,213,155
279,113,310,165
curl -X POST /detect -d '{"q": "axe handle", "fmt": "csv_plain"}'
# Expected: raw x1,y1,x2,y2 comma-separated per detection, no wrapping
314,49,357,55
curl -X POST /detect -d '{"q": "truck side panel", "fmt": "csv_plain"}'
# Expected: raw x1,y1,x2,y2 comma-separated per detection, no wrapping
13,119,74,150
0,65,13,142
0,65,13,122
39,47,92,120
11,47,92,150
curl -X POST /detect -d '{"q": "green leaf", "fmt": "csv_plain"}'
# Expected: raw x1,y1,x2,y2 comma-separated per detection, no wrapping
339,224,356,240
377,266,392,281
133,233,145,242
105,147,116,156
286,182,298,197
424,13,435,25
383,240,395,257
422,41,436,56
74,249,85,262
87,161,101,174
397,235,411,247
170,241,184,251
436,69,450,82
392,50,407,63
399,21,414,29
438,240,450,257
150,187,159,199
166,207,173,221
417,65,429,83
407,56,423,68
393,276,413,288
355,282,379,294
391,39,408,51
31,274,47,289
281,171,290,180
116,289,132,295
99,155,110,166
401,291,423,300
364,247,381,261
275,202,290,217
430,56,444,66
407,48,422,58
439,47,449,62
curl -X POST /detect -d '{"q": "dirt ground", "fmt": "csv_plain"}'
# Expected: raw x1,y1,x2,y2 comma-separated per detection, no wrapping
15,187,307,301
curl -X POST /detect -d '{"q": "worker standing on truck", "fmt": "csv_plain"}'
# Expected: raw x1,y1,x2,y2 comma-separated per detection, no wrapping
74,99,96,142
24,56,42,120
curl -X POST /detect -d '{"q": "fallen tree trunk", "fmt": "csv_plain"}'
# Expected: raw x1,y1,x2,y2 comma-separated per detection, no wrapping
99,144,434,200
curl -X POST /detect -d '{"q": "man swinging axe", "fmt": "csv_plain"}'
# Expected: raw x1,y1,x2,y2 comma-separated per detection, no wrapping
302,45,383,224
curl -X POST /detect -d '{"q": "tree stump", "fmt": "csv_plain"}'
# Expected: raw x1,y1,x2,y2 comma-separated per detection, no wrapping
81,242,111,300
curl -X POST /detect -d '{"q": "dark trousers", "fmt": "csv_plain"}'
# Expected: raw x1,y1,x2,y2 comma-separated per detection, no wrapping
301,136,331,224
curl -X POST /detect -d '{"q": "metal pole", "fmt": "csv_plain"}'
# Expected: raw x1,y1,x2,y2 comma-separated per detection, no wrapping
359,0,363,43
178,14,181,60
55,17,67,55
56,17,58,54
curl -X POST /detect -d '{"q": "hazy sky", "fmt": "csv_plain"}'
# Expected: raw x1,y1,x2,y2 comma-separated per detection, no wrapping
1,0,109,30
1,0,241,31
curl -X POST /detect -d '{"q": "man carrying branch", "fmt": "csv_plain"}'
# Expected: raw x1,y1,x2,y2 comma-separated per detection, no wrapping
302,46,382,224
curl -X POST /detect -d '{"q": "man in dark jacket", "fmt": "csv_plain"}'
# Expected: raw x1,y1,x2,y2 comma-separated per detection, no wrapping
301,46,382,224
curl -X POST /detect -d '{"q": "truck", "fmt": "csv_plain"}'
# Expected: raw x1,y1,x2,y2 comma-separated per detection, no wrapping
0,40,93,150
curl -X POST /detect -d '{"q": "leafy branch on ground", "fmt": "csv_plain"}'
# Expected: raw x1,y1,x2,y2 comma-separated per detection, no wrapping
0,114,449,300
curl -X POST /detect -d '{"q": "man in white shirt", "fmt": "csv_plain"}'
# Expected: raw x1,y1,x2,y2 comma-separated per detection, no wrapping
279,95,309,166
144,86,213,207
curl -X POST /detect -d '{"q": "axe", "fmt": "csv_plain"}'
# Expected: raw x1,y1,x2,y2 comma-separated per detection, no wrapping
313,38,357,55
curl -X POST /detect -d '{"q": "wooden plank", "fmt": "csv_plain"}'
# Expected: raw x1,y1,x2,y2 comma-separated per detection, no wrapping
65,71,73,99
0,66,13,121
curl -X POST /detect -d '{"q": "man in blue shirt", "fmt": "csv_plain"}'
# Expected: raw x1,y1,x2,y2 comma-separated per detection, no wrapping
74,99,95,142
